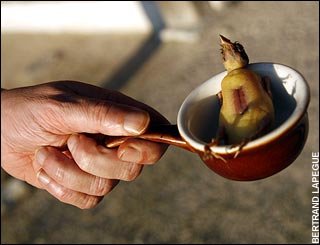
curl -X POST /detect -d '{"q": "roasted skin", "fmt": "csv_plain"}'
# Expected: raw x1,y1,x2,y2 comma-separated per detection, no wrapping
217,35,275,145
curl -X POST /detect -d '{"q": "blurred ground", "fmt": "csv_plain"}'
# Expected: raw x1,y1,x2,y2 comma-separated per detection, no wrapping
1,1,319,244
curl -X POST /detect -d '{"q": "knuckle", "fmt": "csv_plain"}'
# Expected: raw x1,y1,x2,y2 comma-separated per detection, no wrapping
121,163,142,181
54,185,99,209
79,196,100,210
92,101,112,126
90,177,110,196
145,143,167,164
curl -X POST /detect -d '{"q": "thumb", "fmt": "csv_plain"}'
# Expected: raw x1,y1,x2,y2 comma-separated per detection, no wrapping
61,99,150,136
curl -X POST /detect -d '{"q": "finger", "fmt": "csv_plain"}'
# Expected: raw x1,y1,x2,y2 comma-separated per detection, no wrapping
54,81,169,124
61,98,150,136
117,138,168,165
68,134,143,181
36,169,103,209
34,146,119,196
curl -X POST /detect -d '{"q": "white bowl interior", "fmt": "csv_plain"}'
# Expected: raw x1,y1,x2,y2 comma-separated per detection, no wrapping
177,63,310,154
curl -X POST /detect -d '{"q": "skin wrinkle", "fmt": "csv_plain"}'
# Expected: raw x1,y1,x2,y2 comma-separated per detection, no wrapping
49,94,83,134
90,176,107,196
137,145,155,164
39,106,66,136
10,113,36,150
46,174,100,209
24,154,35,182
121,162,142,181
94,101,118,134
65,98,121,135
75,98,96,131
30,101,68,147
80,195,100,210
39,146,111,196
2,91,46,149
48,178,77,202
1,81,168,209
53,183,70,200
37,100,72,136
45,171,101,209
55,166,65,183
70,134,142,181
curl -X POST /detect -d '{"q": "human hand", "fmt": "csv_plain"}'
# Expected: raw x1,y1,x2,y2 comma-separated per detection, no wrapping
1,81,168,209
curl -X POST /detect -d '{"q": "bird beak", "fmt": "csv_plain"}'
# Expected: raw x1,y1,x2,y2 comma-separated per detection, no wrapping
219,34,232,45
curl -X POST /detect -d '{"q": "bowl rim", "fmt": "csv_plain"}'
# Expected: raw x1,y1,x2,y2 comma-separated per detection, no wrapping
177,62,311,155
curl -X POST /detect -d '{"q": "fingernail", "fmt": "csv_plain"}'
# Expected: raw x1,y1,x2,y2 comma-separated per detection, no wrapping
37,170,51,185
119,146,142,163
36,147,48,166
123,109,150,135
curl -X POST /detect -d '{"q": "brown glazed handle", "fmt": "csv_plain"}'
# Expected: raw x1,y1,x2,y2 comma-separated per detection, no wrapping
105,124,196,152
